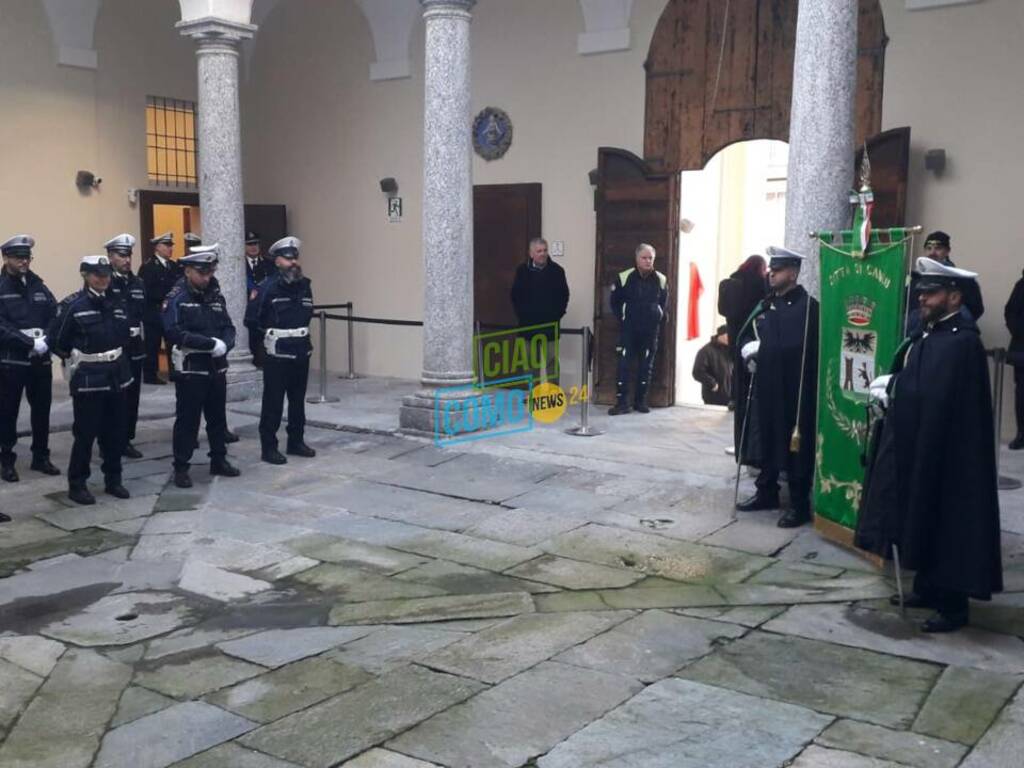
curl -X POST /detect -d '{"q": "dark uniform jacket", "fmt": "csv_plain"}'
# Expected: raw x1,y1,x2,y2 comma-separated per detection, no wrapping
48,289,133,395
161,277,236,378
139,256,182,324
1004,270,1024,365
856,309,1002,599
692,337,733,406
509,259,569,328
109,271,146,362
245,272,314,360
246,256,272,294
737,285,819,472
610,268,668,334
0,271,56,368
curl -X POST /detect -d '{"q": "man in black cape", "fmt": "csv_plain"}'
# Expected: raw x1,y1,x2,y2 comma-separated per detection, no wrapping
857,256,1002,633
736,246,819,528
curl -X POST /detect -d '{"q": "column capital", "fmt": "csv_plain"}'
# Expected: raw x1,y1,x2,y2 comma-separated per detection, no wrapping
420,0,476,19
176,16,256,46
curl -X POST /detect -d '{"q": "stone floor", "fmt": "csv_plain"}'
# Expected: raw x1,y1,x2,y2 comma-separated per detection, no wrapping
1,374,1023,767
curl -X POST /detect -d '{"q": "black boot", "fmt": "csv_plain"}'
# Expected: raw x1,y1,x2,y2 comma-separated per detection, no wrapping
31,457,61,476
68,485,96,505
0,511,10,523
1010,435,1024,450
1,465,18,483
173,469,193,489
735,491,779,512
224,429,240,444
105,479,130,499
633,397,651,414
286,442,316,458
608,402,631,416
210,458,240,477
777,503,812,528
890,592,934,609
262,448,287,465
922,610,968,633
123,442,143,459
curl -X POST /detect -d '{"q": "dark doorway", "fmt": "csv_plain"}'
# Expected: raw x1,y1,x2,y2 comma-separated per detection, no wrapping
138,191,288,255
472,183,542,330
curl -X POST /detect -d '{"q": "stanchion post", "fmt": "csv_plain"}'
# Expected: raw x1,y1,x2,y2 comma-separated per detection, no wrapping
307,310,340,404
993,348,1022,490
566,326,603,437
344,302,356,379
475,321,483,384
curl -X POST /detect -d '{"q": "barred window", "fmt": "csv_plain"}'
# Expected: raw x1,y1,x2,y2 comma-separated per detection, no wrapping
146,96,197,186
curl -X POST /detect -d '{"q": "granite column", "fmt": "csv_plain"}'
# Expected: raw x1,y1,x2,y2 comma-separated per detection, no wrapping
784,0,858,296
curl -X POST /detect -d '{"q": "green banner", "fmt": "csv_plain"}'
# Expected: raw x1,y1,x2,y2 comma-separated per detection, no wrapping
814,228,910,529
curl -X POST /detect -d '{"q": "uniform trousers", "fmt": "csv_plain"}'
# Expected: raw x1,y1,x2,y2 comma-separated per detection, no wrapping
172,374,227,470
260,357,310,451
0,364,52,465
143,321,169,380
913,571,969,617
69,391,125,486
615,326,660,405
125,358,143,442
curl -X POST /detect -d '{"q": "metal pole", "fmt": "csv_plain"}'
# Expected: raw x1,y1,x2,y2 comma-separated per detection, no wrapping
475,321,483,384
733,370,757,514
994,348,1022,490
566,326,603,437
344,302,356,380
307,310,339,404
892,544,905,618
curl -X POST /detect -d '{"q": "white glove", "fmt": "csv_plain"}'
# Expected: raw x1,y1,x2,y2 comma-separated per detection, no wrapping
31,338,49,357
740,340,760,373
211,338,228,358
868,374,892,408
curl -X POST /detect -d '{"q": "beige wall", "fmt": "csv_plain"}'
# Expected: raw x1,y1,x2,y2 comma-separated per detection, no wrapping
0,0,197,300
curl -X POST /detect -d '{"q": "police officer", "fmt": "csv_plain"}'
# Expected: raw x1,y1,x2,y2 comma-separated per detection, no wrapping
608,243,669,415
0,236,59,487
105,234,146,459
139,232,181,384
162,249,240,489
246,236,316,464
184,232,203,250
49,256,132,505
245,231,271,367
736,246,819,528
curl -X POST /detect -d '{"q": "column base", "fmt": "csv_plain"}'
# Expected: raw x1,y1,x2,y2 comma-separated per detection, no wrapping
226,355,262,402
398,387,486,440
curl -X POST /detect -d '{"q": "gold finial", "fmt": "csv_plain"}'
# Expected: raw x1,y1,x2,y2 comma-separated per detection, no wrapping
859,143,872,193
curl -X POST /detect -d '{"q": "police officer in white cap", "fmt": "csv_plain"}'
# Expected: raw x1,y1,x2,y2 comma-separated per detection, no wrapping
49,256,133,505
245,236,316,464
139,232,181,384
162,249,240,488
0,236,60,491
105,234,146,459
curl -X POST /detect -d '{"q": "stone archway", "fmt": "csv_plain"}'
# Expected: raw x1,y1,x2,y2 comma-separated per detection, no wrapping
643,0,886,173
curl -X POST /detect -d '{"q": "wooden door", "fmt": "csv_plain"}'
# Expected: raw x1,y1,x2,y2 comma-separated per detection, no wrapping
855,127,911,227
472,183,542,329
593,148,680,407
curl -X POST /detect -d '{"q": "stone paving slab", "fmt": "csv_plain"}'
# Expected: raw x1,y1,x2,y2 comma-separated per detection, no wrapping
678,631,940,728
145,626,261,661
0,554,120,608
0,649,132,768
239,665,485,768
536,678,833,768
591,502,731,542
0,526,133,577
170,742,302,767
35,495,156,532
504,484,624,516
329,625,468,673
294,563,449,601
745,560,847,584
698,515,803,556
0,658,42,729
505,554,642,590
777,529,881,571
960,686,1024,767
387,529,545,572
40,591,196,646
424,610,633,683
676,605,788,627
463,508,589,547
216,626,375,668
253,555,320,581
286,534,428,575
329,591,535,626
179,560,272,602
764,603,1024,673
111,686,178,728
912,665,1023,745
393,559,558,595
135,652,266,700
718,577,892,606
341,749,439,767
555,610,747,682
390,661,643,768
790,746,907,768
131,533,295,572
207,656,373,722
94,701,257,768
0,518,70,549
816,719,967,768
595,584,724,610
0,634,65,676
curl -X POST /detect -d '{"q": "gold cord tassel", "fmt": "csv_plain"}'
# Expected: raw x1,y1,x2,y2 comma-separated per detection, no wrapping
789,425,802,454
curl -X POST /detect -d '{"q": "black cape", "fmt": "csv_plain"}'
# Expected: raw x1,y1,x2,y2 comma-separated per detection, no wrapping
856,309,1002,599
737,285,819,473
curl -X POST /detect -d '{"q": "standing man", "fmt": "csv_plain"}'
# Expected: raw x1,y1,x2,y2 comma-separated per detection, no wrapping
509,237,569,383
907,231,984,333
857,258,1001,632
608,243,668,415
162,250,240,489
1004,267,1024,449
139,232,181,384
0,235,59,484
245,231,271,367
692,325,733,406
736,247,819,528
246,237,316,464
105,234,146,459
49,256,132,505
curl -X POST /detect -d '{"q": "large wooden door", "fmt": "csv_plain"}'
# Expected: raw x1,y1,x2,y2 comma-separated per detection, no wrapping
593,149,679,407
855,127,911,227
473,183,542,329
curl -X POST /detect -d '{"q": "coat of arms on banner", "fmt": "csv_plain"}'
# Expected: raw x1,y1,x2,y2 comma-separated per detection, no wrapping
839,295,877,398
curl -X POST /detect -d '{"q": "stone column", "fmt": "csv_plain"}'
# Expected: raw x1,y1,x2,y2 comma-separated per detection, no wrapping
177,17,260,399
399,0,478,435
783,0,858,296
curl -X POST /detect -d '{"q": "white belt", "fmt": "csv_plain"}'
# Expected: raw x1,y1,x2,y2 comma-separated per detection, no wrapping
265,327,309,339
72,347,122,363
20,328,44,339
129,326,142,338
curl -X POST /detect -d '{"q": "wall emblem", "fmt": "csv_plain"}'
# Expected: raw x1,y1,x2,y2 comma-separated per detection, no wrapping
472,107,513,161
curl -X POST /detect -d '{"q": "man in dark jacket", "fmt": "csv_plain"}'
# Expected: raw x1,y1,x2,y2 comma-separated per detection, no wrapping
906,231,983,334
105,234,147,459
692,325,732,406
609,244,668,415
509,238,569,385
0,235,60,490
736,247,818,528
1005,269,1024,449
245,231,272,368
719,256,767,452
138,232,181,384
857,257,1002,632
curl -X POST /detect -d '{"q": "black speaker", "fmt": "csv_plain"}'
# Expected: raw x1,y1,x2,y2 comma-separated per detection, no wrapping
76,170,101,189
924,149,946,175
379,177,398,194
588,168,599,187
